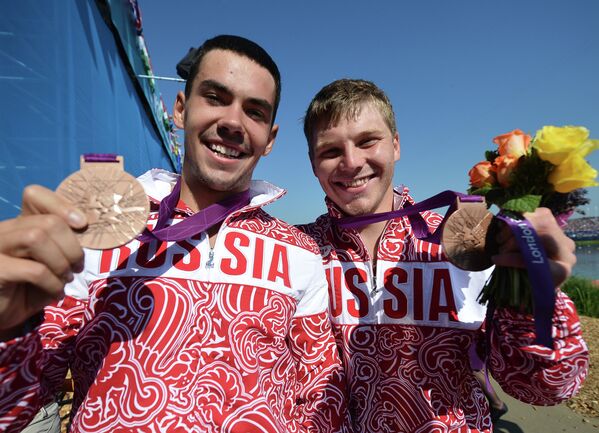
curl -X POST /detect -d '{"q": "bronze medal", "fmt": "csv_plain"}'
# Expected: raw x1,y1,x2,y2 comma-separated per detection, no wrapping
441,198,494,271
56,156,149,250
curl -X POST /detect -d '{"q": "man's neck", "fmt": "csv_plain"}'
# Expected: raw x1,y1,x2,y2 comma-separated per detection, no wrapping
357,220,388,259
179,173,248,213
354,190,396,259
178,172,251,248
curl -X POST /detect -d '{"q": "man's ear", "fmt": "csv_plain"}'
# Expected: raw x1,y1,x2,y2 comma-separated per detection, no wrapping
262,124,279,156
173,91,186,129
393,132,400,162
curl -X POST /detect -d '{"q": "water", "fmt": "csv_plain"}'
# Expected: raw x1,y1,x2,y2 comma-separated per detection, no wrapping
573,244,599,280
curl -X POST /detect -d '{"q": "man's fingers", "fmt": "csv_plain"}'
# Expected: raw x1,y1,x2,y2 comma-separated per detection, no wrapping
0,185,87,331
0,255,65,300
0,215,85,274
2,229,76,283
523,208,576,286
537,227,576,259
492,252,526,269
21,185,87,229
496,236,518,255
492,253,573,287
549,260,572,288
494,222,512,245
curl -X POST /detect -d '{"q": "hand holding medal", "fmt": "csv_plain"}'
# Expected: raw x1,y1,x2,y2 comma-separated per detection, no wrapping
464,126,598,347
0,154,148,334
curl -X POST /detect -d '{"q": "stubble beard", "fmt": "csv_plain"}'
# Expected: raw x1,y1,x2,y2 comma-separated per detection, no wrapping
339,181,394,217
183,152,253,197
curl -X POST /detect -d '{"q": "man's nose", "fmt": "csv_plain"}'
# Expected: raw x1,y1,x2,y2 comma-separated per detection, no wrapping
340,146,363,170
217,105,244,143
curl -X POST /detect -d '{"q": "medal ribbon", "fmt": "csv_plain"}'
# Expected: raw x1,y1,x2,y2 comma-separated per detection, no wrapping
336,190,483,243
137,177,251,242
335,189,555,348
83,153,120,163
496,213,555,348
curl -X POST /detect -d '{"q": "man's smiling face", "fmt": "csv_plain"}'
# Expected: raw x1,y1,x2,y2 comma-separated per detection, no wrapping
310,101,400,216
174,49,278,197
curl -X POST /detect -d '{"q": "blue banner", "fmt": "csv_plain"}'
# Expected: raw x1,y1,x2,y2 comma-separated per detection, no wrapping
0,0,180,219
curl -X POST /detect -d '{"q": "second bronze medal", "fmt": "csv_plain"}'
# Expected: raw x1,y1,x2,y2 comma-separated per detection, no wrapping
441,197,494,271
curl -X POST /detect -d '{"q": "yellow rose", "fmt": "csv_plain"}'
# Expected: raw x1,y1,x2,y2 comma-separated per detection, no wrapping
533,125,594,165
548,154,599,193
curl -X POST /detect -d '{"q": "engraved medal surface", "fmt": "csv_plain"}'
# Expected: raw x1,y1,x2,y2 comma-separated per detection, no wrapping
441,199,494,271
56,157,149,250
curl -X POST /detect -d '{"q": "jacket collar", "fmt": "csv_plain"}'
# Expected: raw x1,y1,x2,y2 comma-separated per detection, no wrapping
138,169,286,217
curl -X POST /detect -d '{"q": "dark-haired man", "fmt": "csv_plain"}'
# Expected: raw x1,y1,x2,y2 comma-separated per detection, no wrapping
0,36,346,433
300,78,588,432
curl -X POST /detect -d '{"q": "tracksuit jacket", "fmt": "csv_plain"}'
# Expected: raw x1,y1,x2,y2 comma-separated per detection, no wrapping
0,169,346,433
299,186,588,433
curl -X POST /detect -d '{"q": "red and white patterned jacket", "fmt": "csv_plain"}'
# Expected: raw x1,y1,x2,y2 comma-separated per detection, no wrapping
300,187,588,433
0,170,347,433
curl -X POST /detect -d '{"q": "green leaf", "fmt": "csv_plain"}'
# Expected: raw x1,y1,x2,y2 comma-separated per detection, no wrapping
501,194,542,213
468,185,494,196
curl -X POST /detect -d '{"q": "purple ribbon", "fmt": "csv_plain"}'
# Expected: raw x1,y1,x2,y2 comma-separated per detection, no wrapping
496,213,555,348
84,153,119,163
137,178,251,243
336,190,484,243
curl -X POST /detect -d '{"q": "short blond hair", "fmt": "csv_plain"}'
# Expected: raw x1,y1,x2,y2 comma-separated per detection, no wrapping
303,79,397,158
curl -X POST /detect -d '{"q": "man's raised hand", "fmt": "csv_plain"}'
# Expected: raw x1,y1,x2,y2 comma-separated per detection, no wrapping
0,185,87,335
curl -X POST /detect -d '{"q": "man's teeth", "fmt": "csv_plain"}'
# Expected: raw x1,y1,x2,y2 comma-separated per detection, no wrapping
209,144,242,158
341,177,370,187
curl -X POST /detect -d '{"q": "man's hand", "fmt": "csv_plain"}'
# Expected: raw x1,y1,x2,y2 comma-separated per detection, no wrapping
0,185,87,335
492,207,576,288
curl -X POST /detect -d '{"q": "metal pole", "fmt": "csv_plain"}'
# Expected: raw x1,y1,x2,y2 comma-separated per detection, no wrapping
137,74,185,82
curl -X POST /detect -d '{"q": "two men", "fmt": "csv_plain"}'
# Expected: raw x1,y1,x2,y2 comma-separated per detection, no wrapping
300,78,589,432
0,36,345,432
0,33,588,433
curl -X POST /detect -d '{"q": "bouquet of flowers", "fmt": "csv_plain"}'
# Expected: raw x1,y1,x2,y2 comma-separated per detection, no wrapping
467,125,598,312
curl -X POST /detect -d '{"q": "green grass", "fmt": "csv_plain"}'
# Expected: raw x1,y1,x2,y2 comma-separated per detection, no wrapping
574,239,599,246
562,275,599,318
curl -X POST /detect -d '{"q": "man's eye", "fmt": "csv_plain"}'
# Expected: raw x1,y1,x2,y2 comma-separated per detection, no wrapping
205,93,221,103
360,138,378,147
247,109,266,121
318,149,339,159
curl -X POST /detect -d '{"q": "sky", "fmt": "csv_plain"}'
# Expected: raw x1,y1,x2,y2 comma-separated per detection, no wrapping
139,0,599,224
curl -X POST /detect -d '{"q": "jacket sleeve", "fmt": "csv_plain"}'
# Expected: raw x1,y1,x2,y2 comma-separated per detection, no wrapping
0,295,86,432
287,254,349,433
488,289,589,405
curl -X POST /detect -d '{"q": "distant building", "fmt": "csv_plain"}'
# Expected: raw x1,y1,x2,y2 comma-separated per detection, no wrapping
564,217,599,241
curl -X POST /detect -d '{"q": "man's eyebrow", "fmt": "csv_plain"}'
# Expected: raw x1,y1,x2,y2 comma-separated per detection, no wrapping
198,79,273,116
313,140,336,151
356,129,384,138
198,79,231,95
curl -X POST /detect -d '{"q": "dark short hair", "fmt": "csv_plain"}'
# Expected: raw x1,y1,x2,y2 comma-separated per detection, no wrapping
177,35,281,122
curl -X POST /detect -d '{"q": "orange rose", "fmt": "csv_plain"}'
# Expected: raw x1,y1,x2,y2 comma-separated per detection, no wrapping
493,129,531,158
495,155,519,187
468,161,496,188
